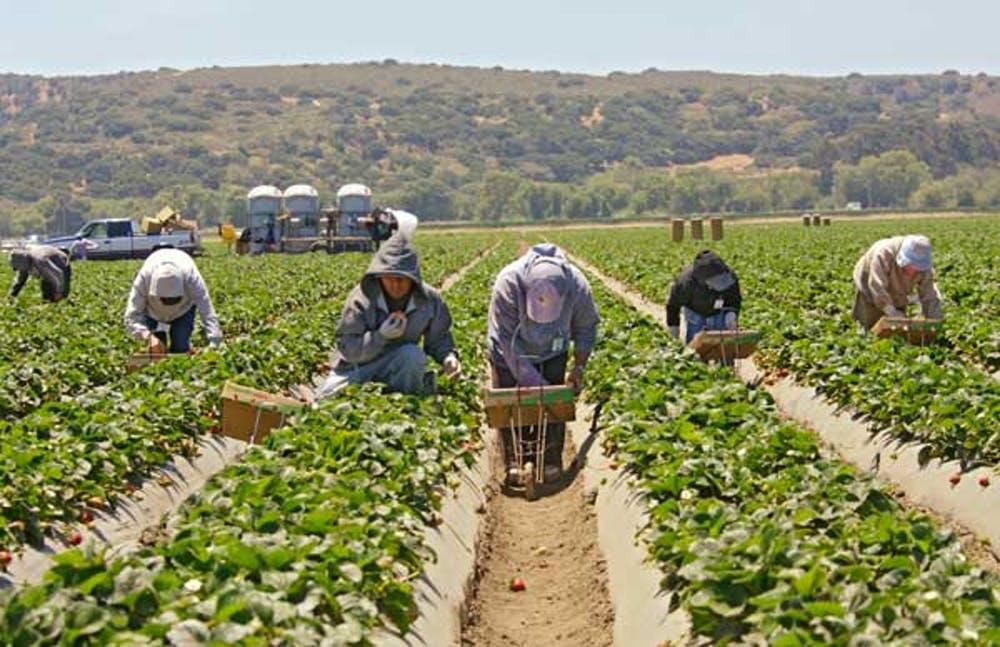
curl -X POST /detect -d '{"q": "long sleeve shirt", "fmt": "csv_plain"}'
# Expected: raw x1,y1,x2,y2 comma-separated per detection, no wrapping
123,249,223,342
853,237,942,319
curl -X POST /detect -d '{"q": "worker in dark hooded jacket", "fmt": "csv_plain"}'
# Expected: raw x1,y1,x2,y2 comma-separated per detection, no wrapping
315,234,460,398
9,245,72,303
666,250,742,343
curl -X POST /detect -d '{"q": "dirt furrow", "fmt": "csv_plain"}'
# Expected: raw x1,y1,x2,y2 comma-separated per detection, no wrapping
462,436,614,647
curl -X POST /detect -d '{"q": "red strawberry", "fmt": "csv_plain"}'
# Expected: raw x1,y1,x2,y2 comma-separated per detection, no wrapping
948,472,962,487
80,510,94,524
509,577,526,592
0,550,12,566
978,474,990,488
68,531,83,546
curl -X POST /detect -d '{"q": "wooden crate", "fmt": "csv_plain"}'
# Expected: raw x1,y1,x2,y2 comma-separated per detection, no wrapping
689,330,761,362
126,352,167,373
482,383,576,429
872,317,942,344
221,381,306,444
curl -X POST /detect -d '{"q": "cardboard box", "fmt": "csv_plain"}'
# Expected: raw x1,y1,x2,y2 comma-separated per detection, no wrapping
127,352,167,373
221,381,306,445
872,317,941,344
689,330,761,362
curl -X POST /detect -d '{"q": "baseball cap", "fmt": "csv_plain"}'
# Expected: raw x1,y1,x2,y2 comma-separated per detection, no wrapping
149,264,184,298
525,260,566,324
896,235,932,272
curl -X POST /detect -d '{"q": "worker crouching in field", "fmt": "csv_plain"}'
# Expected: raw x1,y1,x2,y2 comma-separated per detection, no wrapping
852,234,942,330
8,245,72,303
488,243,599,482
666,250,742,343
124,248,223,354
314,234,461,399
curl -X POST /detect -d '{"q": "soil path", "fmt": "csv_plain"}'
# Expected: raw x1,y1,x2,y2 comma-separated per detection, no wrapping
566,251,1000,575
462,436,615,646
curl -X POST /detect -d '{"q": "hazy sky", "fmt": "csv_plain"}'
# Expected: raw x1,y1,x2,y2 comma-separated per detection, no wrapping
1,0,997,78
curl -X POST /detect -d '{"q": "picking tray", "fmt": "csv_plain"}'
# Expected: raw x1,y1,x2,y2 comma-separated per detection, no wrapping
872,317,942,344
126,352,167,373
689,330,761,362
482,382,576,429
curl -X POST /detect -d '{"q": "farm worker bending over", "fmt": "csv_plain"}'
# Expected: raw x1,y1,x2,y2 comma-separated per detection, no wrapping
852,235,942,330
488,243,600,481
666,250,742,343
9,245,72,303
316,233,460,398
124,248,223,354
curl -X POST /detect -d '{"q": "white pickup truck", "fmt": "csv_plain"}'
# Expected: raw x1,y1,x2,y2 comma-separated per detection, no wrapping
45,218,203,260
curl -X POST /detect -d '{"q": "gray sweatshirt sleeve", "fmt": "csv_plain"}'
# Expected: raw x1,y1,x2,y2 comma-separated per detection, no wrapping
488,272,545,386
186,270,223,342
335,288,387,365
569,269,600,354
422,288,456,364
124,271,152,340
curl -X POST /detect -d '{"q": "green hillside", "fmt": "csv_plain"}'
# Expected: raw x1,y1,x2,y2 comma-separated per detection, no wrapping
2,61,999,233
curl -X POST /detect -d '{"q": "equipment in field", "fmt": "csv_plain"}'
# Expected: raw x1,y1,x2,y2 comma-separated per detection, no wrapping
483,361,576,500
872,316,942,345
220,382,307,445
239,183,418,254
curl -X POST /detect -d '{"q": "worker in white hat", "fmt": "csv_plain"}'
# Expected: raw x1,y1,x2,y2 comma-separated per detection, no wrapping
124,248,223,354
487,243,600,482
852,234,942,330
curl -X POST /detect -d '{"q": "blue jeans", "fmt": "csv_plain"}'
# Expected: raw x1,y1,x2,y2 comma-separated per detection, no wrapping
682,307,728,344
317,343,429,399
144,307,196,353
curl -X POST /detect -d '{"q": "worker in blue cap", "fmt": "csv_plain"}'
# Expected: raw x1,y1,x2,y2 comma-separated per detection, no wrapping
852,234,942,330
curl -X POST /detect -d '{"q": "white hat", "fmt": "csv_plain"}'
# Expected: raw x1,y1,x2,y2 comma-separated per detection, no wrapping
896,235,932,272
149,264,184,298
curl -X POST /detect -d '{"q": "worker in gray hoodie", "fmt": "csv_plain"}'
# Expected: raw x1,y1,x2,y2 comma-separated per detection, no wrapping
488,243,600,481
315,234,460,398
8,245,72,303
124,248,223,353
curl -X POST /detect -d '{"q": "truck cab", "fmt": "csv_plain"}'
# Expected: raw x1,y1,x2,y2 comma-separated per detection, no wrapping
45,218,202,260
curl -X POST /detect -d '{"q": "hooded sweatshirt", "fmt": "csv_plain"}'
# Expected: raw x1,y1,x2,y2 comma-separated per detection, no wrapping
9,245,70,300
333,234,455,368
666,250,742,327
853,236,942,319
488,243,600,386
123,248,223,342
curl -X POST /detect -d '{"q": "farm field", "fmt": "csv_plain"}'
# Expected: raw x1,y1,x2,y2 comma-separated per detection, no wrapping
551,216,1000,467
2,220,1000,645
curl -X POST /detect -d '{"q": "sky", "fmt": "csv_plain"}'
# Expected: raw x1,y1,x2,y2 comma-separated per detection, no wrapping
1,0,997,78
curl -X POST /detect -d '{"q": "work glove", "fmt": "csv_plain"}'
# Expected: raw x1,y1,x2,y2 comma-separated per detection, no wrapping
723,312,738,329
568,364,585,394
668,325,680,339
378,313,407,340
442,353,462,378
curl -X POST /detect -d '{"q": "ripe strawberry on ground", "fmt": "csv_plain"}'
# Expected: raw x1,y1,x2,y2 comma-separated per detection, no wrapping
68,531,83,546
509,577,526,592
978,474,990,488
